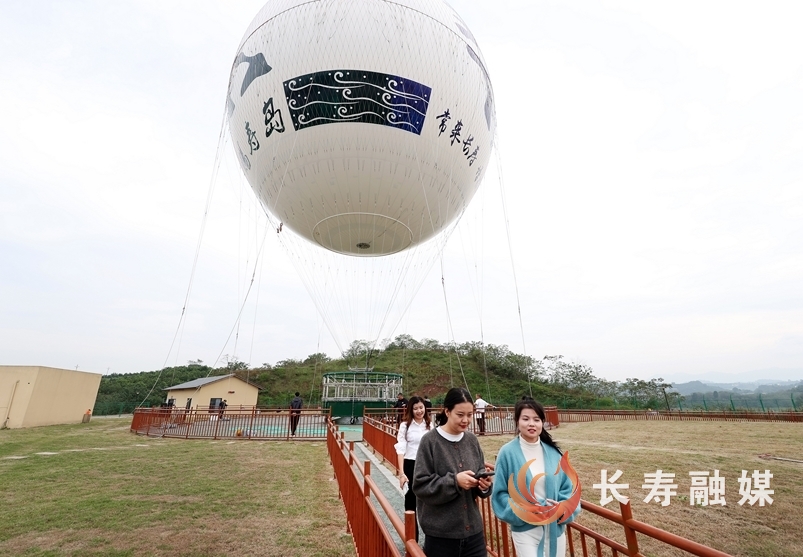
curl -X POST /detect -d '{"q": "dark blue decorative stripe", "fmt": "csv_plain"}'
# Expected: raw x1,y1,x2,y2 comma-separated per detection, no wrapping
283,70,431,135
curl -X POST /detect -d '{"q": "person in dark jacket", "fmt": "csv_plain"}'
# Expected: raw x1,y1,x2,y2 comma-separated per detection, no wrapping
423,395,433,410
289,392,303,436
393,393,408,426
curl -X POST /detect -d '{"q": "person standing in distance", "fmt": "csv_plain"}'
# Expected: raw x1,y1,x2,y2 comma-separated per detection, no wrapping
394,393,408,426
395,396,432,542
474,392,493,435
289,392,303,436
412,387,493,557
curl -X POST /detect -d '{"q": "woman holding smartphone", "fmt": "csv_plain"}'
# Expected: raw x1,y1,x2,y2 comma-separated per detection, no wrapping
412,388,493,557
492,398,580,557
395,395,431,541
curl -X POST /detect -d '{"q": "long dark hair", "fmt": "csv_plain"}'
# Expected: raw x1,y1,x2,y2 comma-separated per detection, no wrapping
514,397,561,454
435,387,472,426
403,396,431,437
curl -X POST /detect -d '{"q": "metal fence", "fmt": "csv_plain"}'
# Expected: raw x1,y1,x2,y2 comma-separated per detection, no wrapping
559,409,803,423
676,393,801,412
130,406,330,439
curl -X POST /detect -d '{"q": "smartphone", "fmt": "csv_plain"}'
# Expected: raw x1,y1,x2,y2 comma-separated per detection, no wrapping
475,470,496,480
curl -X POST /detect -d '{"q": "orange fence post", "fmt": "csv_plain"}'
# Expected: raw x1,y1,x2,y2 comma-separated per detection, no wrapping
364,460,371,497
404,510,417,557
619,499,642,557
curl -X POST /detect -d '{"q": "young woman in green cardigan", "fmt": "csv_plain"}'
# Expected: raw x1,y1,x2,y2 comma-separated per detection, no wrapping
492,398,581,557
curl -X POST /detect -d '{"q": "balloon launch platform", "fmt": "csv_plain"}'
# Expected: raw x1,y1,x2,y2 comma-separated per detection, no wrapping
322,370,403,424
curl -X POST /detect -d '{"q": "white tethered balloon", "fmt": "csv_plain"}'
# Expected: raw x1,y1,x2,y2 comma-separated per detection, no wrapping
227,0,495,257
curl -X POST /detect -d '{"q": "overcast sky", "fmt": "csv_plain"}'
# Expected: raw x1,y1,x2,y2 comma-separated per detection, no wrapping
1,0,801,383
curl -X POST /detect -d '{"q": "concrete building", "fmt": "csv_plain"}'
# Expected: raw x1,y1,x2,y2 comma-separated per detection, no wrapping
164,374,259,410
1,366,102,429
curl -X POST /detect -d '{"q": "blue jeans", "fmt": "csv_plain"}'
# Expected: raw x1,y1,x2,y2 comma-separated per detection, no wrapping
424,532,486,557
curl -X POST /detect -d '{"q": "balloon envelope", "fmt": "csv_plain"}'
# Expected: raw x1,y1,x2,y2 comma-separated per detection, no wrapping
227,0,495,256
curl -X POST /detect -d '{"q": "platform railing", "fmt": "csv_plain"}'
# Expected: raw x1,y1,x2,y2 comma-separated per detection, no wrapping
130,407,329,439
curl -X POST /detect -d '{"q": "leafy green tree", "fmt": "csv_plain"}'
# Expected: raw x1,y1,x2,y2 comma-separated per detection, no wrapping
304,352,331,364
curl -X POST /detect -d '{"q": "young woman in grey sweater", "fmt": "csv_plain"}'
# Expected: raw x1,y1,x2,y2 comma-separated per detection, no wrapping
412,388,493,557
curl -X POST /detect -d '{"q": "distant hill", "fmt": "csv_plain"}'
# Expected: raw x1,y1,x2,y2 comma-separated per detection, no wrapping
94,336,682,414
672,379,803,396
667,368,803,384
672,381,713,396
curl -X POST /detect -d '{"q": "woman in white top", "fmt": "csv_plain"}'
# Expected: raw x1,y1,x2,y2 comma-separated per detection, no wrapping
395,395,431,541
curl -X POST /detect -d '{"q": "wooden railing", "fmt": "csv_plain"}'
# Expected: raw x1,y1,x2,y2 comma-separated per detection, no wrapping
130,407,329,439
567,499,732,557
327,420,426,557
361,414,734,557
363,415,403,473
559,409,803,423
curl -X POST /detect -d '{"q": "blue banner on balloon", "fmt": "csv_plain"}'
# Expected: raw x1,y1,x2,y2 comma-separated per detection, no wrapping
283,69,431,135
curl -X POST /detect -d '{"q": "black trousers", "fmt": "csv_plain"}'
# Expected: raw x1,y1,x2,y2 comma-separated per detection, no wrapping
403,459,419,541
290,413,300,435
476,414,486,434
424,532,486,557
403,459,417,511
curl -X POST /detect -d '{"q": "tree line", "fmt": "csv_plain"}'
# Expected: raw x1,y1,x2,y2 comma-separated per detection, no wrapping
95,335,683,414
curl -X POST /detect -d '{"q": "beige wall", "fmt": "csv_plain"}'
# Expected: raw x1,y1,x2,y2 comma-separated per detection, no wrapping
1,366,102,429
167,376,259,410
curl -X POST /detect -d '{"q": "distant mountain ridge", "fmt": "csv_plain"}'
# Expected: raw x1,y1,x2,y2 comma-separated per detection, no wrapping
671,379,803,396
666,368,803,386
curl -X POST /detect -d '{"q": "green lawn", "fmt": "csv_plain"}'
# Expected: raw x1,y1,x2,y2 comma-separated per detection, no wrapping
5,417,801,556
0,418,353,557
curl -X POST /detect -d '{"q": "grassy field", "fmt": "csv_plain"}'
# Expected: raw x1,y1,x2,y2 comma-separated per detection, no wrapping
0,417,353,557
478,420,803,557
3,418,801,556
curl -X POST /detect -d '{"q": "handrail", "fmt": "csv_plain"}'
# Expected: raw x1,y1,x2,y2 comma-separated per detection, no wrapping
618,501,732,557
566,522,631,555
326,419,425,557
568,499,734,557
365,473,406,539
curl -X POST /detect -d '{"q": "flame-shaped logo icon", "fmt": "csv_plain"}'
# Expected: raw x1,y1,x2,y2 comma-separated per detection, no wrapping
508,452,582,525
